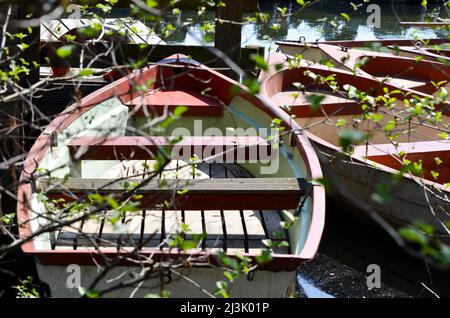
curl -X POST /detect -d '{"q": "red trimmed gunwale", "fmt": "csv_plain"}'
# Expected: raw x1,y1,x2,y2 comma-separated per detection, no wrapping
388,46,450,63
318,43,450,95
17,54,326,270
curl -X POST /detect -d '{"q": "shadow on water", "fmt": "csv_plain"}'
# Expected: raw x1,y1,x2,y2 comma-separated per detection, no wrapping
296,196,450,298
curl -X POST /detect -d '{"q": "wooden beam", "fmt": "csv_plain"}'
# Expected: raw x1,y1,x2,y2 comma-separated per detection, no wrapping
276,38,450,48
38,177,306,210
64,0,259,12
40,43,262,76
68,136,275,161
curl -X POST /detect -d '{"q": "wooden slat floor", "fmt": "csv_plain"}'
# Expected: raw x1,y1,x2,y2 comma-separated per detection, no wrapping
53,161,290,254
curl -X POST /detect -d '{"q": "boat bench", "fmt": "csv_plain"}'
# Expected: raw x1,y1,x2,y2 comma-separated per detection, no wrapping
68,135,277,161
38,177,307,210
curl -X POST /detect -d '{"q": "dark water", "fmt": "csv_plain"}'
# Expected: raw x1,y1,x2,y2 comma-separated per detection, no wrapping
297,198,450,298
165,0,449,51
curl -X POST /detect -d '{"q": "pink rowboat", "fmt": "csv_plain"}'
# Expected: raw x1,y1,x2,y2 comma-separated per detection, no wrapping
17,55,325,297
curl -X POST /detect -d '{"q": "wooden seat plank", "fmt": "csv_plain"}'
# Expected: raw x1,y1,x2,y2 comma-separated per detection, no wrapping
68,136,274,161
123,89,223,116
39,177,305,210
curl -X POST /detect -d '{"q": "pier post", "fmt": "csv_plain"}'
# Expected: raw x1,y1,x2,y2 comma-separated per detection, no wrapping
214,0,243,80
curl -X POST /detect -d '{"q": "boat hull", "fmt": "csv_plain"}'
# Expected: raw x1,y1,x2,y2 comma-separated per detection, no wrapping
37,264,296,298
312,140,450,235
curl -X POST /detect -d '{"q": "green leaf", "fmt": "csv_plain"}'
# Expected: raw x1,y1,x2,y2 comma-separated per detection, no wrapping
146,0,158,8
297,0,305,6
340,13,350,22
77,69,94,77
261,239,273,248
306,94,326,112
1,213,15,225
312,177,331,191
78,286,99,298
144,293,162,298
17,43,29,51
413,221,434,235
243,78,260,95
214,281,229,298
251,54,268,71
177,188,189,195
398,227,428,246
384,120,396,132
180,239,198,250
371,183,392,205
336,117,347,128
431,171,439,180
276,241,290,248
217,251,239,270
255,249,273,264
56,45,76,59
339,130,366,153
223,271,238,283
292,82,305,91
173,105,188,117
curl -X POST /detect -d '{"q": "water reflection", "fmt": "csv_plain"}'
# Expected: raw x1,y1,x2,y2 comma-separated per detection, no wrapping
163,0,448,49
297,276,335,298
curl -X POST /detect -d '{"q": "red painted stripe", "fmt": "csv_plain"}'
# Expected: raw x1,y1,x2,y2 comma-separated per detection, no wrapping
68,135,275,161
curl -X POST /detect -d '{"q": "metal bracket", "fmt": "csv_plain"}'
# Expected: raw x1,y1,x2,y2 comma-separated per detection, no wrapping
295,178,312,217
43,131,58,148
339,45,349,52
414,41,424,49
247,270,255,281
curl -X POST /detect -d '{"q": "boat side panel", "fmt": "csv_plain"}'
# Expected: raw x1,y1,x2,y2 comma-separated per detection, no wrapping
315,142,450,233
37,263,296,298
39,97,129,178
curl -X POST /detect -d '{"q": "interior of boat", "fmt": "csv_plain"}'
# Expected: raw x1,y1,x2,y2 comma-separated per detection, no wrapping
262,66,450,185
21,59,321,264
